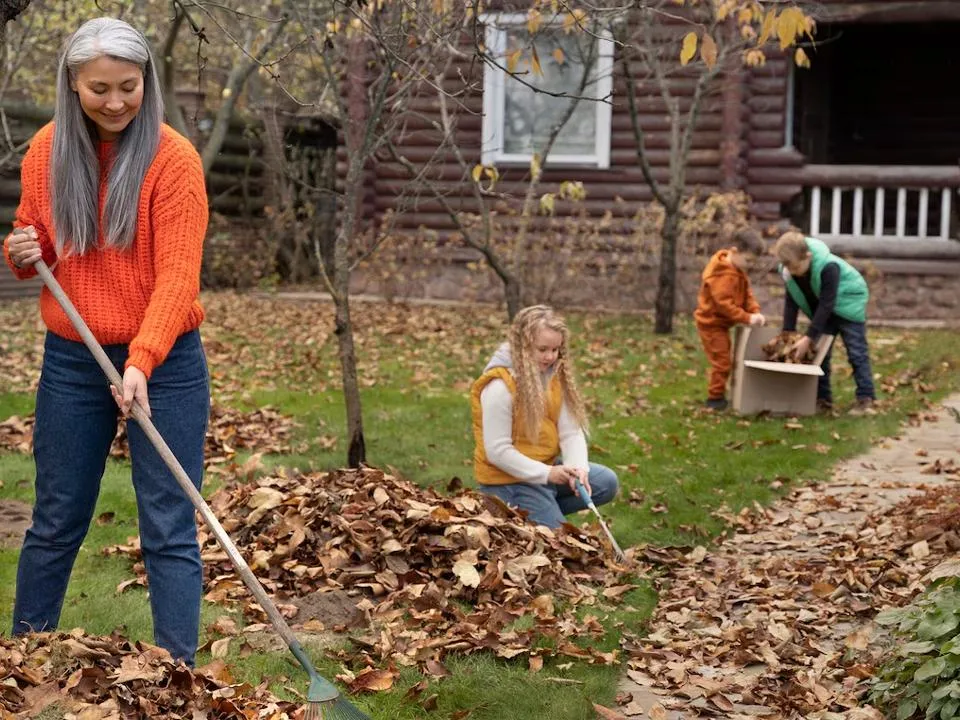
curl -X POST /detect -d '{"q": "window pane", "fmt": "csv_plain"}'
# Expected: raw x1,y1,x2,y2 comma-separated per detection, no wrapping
502,28,599,157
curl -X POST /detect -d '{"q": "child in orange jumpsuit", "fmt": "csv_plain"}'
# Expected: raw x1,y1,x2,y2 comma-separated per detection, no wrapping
694,230,767,410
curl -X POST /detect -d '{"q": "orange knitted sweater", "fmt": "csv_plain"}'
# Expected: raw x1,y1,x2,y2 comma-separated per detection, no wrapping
3,123,208,379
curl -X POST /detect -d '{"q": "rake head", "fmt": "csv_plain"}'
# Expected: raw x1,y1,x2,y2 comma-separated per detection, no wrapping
303,696,372,720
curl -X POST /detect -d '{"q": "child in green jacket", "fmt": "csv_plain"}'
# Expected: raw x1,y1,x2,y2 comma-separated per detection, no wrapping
774,232,876,415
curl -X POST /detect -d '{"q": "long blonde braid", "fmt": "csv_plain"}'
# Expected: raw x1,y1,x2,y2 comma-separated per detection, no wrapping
509,306,589,441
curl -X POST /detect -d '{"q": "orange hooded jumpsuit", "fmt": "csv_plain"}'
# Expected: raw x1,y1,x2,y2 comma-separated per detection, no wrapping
693,249,761,400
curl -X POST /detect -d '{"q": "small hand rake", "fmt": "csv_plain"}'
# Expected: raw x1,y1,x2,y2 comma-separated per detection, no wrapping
574,479,626,562
34,258,370,720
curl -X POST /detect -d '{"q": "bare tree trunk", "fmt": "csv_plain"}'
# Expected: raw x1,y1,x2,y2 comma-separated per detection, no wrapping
654,204,680,334
504,275,523,321
159,2,189,139
333,286,365,468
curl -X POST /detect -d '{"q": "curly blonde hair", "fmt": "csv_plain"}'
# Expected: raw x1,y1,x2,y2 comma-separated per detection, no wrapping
509,305,588,441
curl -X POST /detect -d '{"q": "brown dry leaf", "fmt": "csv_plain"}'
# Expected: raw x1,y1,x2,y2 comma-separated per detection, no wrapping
593,704,628,719
647,703,667,720
346,668,397,693
529,655,544,673
209,638,231,659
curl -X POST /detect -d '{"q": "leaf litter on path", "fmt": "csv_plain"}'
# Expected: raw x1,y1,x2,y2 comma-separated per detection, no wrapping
618,407,960,720
105,467,641,674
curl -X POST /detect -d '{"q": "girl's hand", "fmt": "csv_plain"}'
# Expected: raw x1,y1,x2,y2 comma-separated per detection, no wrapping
113,366,151,417
573,467,591,496
547,464,578,490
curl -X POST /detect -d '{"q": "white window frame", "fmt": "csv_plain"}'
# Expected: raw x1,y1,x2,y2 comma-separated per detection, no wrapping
480,13,614,169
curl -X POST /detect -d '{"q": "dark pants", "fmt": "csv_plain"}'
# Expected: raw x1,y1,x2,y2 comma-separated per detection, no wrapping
479,462,619,528
13,330,209,665
818,319,875,403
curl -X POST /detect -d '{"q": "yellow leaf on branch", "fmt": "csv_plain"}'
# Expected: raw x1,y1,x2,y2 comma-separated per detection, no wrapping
552,47,565,65
758,9,777,46
794,47,811,68
777,7,807,50
744,48,766,67
471,164,483,184
506,48,522,74
530,45,543,77
527,8,542,35
680,31,698,66
700,32,718,69
539,193,556,215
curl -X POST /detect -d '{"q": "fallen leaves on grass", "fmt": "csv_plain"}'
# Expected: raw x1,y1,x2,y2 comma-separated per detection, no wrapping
624,469,958,717
0,629,302,718
105,466,638,672
0,405,301,469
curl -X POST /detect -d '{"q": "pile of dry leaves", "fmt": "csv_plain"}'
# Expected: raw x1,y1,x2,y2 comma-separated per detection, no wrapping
761,331,815,364
0,404,301,469
106,467,637,670
0,630,301,719
620,476,959,719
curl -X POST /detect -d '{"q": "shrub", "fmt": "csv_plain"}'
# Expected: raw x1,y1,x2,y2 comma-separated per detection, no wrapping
871,575,960,720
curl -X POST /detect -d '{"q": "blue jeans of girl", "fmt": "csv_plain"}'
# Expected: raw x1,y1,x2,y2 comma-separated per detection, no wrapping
479,462,619,529
13,330,209,665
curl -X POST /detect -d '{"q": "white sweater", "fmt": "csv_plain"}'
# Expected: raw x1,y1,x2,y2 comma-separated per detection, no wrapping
479,377,589,485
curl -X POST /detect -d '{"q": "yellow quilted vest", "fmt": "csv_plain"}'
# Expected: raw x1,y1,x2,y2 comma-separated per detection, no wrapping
470,366,563,485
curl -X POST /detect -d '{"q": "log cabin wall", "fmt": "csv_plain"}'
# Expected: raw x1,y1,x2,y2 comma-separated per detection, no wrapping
371,15,727,238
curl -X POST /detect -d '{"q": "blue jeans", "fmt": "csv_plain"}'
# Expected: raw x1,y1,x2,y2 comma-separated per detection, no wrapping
817,320,875,403
13,330,209,665
479,462,619,529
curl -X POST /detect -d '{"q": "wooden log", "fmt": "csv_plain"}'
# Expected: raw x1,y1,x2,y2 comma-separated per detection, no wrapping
747,95,786,113
749,201,784,220
748,130,786,149
825,237,960,261
210,154,266,173
750,112,786,131
210,195,266,214
747,147,805,167
747,185,803,203
747,166,807,184
0,178,21,198
0,102,54,124
748,78,787,95
814,1,960,23
800,164,960,188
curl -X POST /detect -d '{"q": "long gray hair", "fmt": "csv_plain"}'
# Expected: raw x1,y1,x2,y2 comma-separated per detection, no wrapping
52,17,164,254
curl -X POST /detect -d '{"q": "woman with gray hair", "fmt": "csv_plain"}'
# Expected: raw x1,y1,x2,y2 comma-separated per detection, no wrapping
3,17,209,664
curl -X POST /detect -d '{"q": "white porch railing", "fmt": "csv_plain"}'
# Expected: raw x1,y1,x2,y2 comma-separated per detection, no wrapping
804,165,960,242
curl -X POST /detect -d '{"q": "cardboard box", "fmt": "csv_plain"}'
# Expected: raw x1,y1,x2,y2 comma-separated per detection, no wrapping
731,326,834,416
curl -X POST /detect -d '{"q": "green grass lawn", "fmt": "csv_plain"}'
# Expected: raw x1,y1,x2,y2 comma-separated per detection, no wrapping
1,293,957,719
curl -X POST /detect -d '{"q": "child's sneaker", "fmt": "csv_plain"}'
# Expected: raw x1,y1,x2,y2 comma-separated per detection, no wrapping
816,398,834,414
705,397,728,411
848,398,876,416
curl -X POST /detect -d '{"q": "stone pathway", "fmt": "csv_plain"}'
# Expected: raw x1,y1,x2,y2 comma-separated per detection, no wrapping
613,396,960,720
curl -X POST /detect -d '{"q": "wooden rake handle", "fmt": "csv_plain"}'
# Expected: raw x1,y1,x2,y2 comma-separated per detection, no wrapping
33,260,310,661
